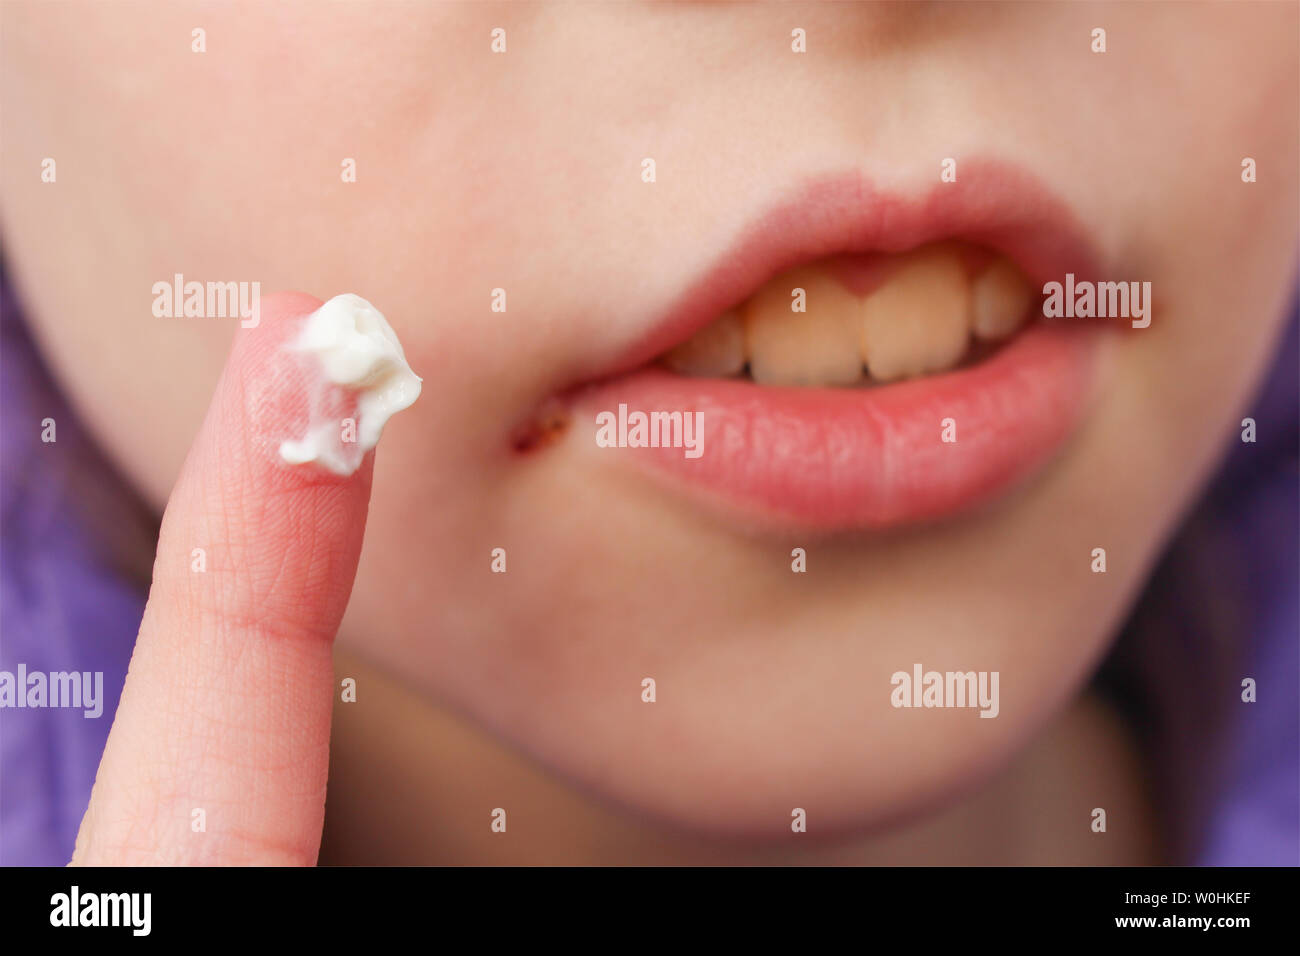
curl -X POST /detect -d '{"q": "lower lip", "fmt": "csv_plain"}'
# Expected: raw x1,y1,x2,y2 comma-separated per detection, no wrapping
573,323,1100,532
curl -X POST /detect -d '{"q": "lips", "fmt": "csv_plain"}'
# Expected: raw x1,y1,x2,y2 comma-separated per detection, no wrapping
563,161,1110,532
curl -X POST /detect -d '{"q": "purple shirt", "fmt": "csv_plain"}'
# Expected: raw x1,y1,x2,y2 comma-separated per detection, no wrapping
1,277,146,865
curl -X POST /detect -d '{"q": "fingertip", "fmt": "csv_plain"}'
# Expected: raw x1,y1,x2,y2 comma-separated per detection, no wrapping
164,290,383,639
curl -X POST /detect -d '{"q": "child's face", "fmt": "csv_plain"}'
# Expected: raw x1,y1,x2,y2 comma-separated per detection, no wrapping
4,2,1296,834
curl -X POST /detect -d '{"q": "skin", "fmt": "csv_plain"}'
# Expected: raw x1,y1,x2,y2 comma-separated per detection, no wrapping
2,2,1296,863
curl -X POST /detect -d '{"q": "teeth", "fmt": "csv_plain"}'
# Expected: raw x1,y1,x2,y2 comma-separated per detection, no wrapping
858,249,970,382
971,260,1032,341
743,267,864,387
658,248,1029,386
663,309,745,377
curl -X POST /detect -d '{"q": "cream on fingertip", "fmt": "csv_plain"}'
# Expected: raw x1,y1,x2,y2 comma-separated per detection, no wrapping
278,294,422,475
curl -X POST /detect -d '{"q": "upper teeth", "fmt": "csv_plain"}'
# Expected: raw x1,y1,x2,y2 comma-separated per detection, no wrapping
662,309,746,377
661,245,1033,385
745,266,865,387
971,258,1035,342
859,248,969,383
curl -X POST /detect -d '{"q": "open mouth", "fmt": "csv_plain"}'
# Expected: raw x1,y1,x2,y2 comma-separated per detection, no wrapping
561,162,1112,533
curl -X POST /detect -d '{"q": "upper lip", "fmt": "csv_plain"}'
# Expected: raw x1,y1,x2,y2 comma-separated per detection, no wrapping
584,157,1105,386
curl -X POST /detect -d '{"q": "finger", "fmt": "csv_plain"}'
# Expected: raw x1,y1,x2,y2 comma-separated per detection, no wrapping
73,291,386,865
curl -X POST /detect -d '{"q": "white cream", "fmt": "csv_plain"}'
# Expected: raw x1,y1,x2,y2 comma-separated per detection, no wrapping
278,294,422,475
